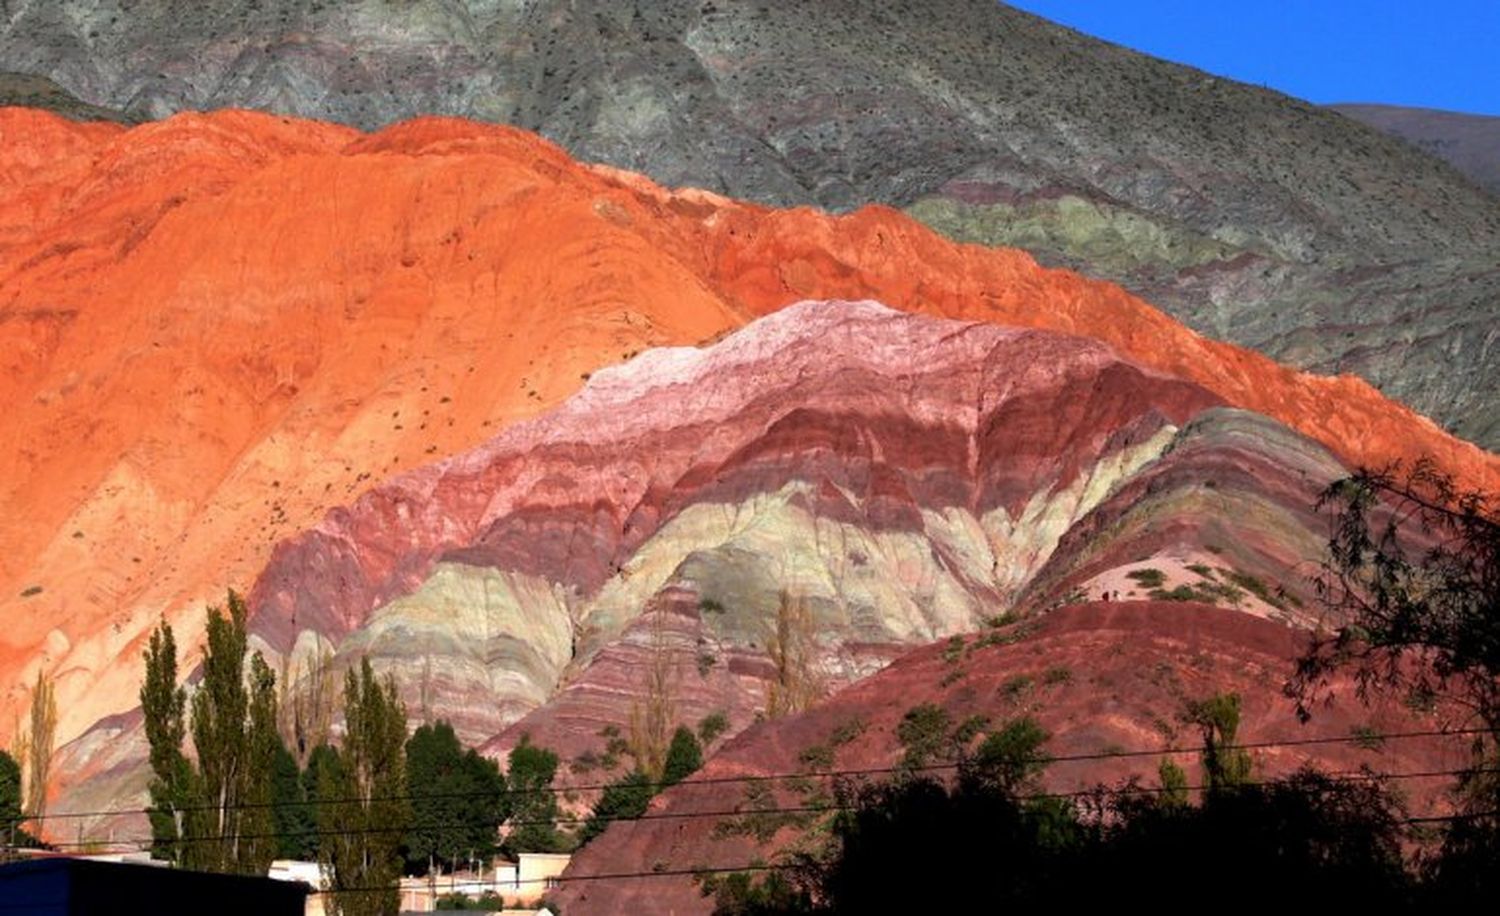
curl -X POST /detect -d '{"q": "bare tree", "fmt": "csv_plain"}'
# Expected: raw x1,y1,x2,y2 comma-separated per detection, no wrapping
765,590,825,719
628,601,679,779
21,670,55,826
281,646,337,767
1290,459,1500,729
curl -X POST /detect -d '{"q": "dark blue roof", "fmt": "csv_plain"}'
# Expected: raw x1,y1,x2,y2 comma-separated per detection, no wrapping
0,857,307,916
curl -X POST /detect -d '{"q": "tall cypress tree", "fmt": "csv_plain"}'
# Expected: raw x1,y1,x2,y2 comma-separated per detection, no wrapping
140,591,285,874
319,658,410,916
141,619,194,865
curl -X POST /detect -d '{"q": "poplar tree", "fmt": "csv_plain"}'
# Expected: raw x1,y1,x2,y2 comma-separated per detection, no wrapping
318,658,410,916
141,618,193,864
140,590,284,874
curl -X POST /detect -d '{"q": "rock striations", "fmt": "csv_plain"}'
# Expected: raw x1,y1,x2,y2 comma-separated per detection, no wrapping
3,108,1497,773
4,1,1499,444
248,300,1222,747
55,300,1368,837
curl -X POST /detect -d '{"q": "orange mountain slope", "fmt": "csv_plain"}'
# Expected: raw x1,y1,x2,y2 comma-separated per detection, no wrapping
1,107,1495,747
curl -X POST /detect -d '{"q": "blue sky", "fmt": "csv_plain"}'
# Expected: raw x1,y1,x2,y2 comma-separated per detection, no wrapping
1006,1,1500,116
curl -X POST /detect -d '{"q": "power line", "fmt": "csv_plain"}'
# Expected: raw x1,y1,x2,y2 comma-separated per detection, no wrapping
32,764,1500,852
18,810,1500,905
31,723,1497,825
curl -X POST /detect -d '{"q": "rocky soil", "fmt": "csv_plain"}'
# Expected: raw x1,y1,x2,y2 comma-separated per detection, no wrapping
5,108,1495,775
5,0,1499,444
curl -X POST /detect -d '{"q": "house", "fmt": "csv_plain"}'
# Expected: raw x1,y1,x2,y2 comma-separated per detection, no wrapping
499,853,570,902
0,856,308,915
395,852,572,912
268,859,328,916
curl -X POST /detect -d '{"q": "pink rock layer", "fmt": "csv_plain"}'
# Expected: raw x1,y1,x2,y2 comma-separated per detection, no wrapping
3,107,1496,763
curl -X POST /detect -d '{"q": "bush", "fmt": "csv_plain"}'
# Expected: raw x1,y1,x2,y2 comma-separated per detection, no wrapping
896,704,952,768
698,711,730,745
662,726,704,786
435,891,504,911
828,717,866,747
579,771,654,846
1125,568,1166,588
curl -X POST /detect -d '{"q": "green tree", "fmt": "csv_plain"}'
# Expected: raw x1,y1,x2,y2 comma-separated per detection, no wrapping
1184,693,1252,793
140,618,194,865
1157,758,1190,808
964,717,1050,794
405,721,507,874
299,743,340,859
186,592,280,874
661,726,703,787
504,736,567,854
579,770,654,846
318,658,411,916
271,743,315,859
139,594,285,873
243,652,282,868
1,749,32,852
189,596,250,871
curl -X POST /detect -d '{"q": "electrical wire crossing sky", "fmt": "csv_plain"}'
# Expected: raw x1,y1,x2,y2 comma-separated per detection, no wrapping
1006,0,1500,116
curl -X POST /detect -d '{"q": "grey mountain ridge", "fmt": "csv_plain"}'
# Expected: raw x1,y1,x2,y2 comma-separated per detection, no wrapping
1333,103,1500,197
4,0,1499,446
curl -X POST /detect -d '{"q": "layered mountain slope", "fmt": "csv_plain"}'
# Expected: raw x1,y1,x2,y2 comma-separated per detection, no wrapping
555,602,1471,915
3,108,1497,756
246,301,1221,747
55,303,1356,836
1334,104,1500,196
479,404,1346,776
5,1,1500,443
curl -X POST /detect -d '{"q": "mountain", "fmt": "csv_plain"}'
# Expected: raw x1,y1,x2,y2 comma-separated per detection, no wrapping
53,299,1360,836
1333,103,1500,196
4,1,1499,445
470,396,1349,768
6,109,1496,776
554,601,1468,914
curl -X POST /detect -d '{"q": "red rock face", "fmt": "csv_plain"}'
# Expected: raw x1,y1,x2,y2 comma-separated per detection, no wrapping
3,108,1494,822
49,302,1344,834
473,405,1358,810
248,302,1221,653
1019,407,1348,615
554,602,1470,915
